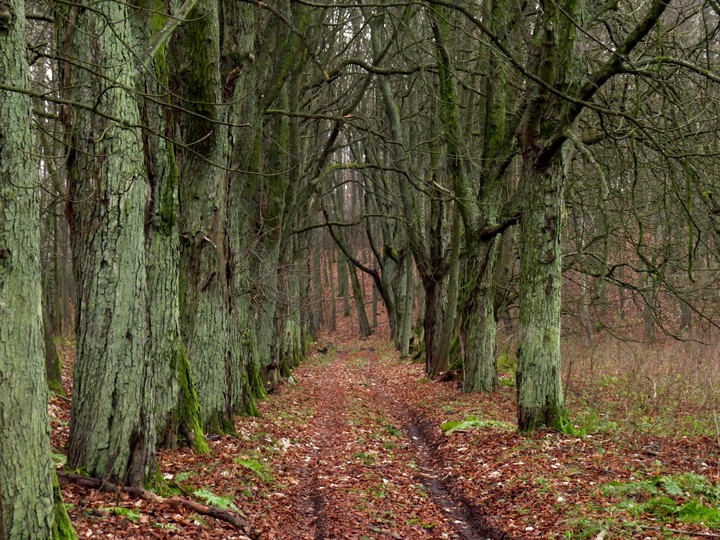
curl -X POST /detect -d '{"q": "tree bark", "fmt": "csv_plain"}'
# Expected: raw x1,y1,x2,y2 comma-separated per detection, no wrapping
63,0,155,484
462,237,500,392
223,0,265,412
516,156,566,431
134,0,208,453
173,0,235,433
349,260,371,337
0,0,76,534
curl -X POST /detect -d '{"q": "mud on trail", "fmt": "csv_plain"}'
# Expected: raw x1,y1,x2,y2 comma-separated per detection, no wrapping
229,339,512,540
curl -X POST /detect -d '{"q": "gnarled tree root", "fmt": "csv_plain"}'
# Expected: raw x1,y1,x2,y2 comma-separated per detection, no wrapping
58,471,262,539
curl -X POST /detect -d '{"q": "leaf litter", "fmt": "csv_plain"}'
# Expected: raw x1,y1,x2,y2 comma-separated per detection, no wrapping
51,332,720,538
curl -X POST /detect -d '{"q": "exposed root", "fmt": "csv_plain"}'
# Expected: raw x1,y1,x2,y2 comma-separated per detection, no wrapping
57,471,262,539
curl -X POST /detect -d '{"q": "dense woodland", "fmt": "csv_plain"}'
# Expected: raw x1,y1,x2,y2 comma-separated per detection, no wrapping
1,0,720,537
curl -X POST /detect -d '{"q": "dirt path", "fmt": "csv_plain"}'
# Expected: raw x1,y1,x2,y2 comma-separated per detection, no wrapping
57,334,720,539
241,340,511,540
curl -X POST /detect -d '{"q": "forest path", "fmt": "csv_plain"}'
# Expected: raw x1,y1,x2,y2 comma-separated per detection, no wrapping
242,338,507,540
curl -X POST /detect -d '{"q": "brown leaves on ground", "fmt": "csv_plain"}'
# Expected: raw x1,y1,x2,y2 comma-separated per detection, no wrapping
51,334,720,539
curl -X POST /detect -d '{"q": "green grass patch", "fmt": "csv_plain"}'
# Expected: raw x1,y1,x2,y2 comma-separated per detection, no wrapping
354,451,376,466
599,473,720,528
51,450,67,467
441,416,514,435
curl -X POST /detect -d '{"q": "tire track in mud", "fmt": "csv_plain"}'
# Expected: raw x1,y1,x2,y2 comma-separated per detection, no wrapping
296,357,350,540
306,359,348,540
277,343,515,539
406,419,516,540
355,344,516,540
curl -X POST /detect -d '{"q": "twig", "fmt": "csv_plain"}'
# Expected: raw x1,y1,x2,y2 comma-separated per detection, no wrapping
638,524,720,538
370,527,403,539
58,471,261,538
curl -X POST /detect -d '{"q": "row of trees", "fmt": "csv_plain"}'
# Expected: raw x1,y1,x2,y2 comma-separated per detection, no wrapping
2,0,719,536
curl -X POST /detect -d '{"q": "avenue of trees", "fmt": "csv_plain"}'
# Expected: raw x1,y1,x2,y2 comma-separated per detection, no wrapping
1,0,719,536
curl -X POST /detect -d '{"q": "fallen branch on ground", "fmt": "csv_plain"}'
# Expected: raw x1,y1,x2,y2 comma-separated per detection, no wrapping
639,524,720,538
58,471,261,539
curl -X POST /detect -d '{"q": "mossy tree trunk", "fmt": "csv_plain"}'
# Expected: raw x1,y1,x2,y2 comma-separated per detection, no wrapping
172,0,235,434
134,0,208,453
223,0,265,412
397,255,416,356
43,301,63,395
514,0,576,432
311,239,326,332
250,4,310,381
514,0,669,430
516,156,567,431
254,104,288,381
0,0,76,534
456,0,517,394
63,0,155,484
462,236,500,392
276,70,306,372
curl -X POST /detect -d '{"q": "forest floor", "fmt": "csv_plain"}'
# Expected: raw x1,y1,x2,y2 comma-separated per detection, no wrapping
52,329,720,539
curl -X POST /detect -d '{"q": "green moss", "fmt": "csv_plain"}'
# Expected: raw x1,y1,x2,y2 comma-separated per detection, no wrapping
52,472,78,540
175,347,209,454
243,395,259,417
247,358,266,401
48,377,65,396
144,466,167,492
150,5,170,82
221,416,236,436
205,412,236,438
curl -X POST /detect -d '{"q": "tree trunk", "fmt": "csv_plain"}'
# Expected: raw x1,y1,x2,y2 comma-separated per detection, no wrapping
63,0,155,484
436,209,462,371
134,0,208,453
516,156,566,431
43,302,63,395
222,0,265,413
349,261,371,337
462,237,500,392
333,185,354,316
328,248,338,331
311,241,325,331
337,244,351,317
398,256,415,356
0,0,76,532
423,279,449,377
173,0,234,434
